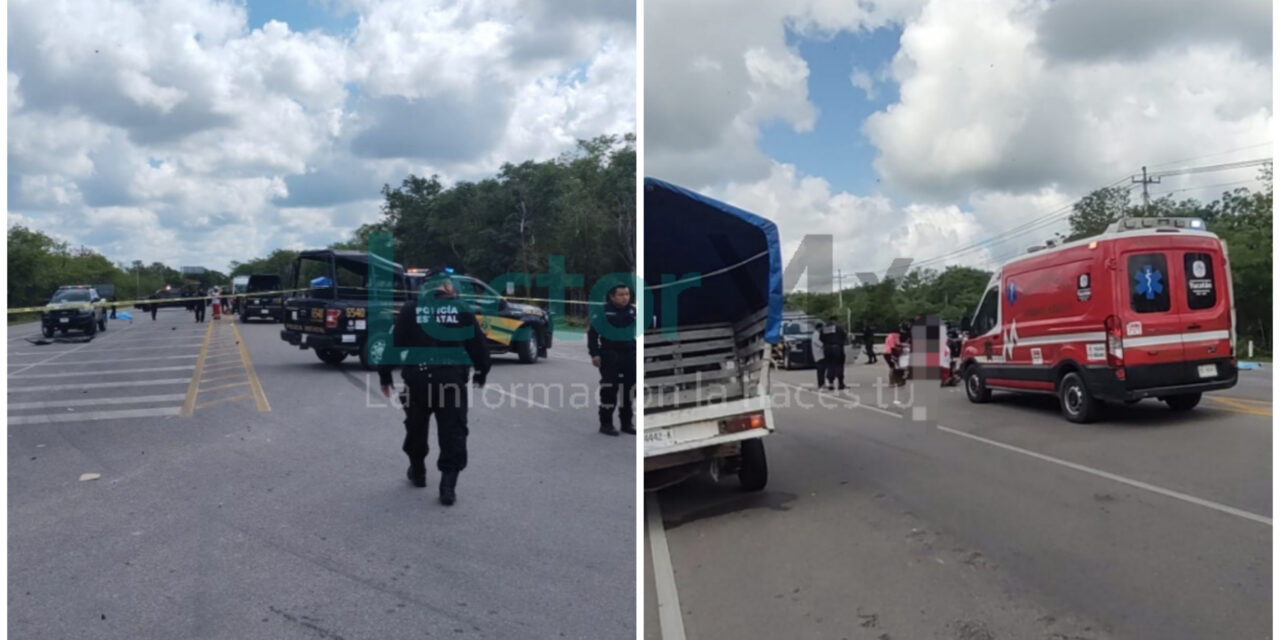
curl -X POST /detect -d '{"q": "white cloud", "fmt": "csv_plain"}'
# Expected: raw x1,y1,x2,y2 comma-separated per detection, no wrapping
8,0,634,272
646,0,1271,280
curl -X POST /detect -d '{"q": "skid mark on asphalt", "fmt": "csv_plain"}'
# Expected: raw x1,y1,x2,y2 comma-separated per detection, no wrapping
182,318,270,415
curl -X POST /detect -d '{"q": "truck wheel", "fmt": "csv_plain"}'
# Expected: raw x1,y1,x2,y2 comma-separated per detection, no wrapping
1165,393,1201,412
738,439,768,491
1058,372,1100,423
516,337,538,363
315,349,347,365
360,333,390,371
964,365,991,403
42,325,54,338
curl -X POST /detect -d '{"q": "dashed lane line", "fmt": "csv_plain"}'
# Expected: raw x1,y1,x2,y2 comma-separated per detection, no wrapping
12,365,195,379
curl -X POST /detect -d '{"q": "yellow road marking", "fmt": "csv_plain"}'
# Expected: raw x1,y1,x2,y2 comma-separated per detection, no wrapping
181,321,215,417
231,320,271,413
199,371,247,385
1207,396,1272,417
1208,394,1271,407
201,362,245,374
199,380,250,393
196,393,252,410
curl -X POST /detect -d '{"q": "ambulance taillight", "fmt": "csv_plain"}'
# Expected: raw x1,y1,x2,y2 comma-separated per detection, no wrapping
1104,315,1125,376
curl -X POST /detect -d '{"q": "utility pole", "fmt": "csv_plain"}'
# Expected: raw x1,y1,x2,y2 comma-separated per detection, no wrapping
1131,165,1161,218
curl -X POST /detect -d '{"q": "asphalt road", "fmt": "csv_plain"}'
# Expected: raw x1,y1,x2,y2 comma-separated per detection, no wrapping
646,351,1271,640
8,309,634,639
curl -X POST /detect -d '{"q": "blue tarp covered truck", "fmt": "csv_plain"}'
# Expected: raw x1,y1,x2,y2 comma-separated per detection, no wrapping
643,178,783,491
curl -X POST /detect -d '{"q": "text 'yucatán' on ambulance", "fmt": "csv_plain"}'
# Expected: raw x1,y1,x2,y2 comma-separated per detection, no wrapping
959,216,1238,423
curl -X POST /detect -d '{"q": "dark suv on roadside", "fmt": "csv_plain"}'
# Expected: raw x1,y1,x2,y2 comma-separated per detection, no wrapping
239,274,284,322
42,286,108,337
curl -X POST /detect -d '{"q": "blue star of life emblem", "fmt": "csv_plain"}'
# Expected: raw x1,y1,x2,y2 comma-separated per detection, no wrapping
1134,265,1164,300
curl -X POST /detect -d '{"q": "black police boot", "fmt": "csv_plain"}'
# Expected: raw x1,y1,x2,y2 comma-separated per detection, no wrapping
406,463,426,488
620,418,635,435
439,471,459,506
599,420,620,437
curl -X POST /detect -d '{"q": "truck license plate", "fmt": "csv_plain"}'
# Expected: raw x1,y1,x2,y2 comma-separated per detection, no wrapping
1198,364,1216,378
644,429,672,444
59,317,69,323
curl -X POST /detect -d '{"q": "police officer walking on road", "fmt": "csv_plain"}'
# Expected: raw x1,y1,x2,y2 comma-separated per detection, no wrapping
378,267,492,506
589,284,636,437
822,322,848,390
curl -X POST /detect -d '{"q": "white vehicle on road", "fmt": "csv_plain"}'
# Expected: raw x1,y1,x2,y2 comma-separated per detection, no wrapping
643,178,783,491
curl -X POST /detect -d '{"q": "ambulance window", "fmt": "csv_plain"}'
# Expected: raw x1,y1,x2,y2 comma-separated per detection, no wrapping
971,287,998,335
1183,252,1216,310
1127,253,1170,313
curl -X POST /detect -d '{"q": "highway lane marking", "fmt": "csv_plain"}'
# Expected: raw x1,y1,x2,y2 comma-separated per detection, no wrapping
196,393,252,410
199,380,250,393
1206,396,1271,417
201,363,246,375
8,379,189,392
7,322,141,377
7,354,198,367
11,344,204,355
8,406,182,425
646,493,687,640
231,319,271,412
1208,395,1271,406
181,321,216,417
9,394,186,410
199,371,247,384
783,383,1272,527
12,365,195,379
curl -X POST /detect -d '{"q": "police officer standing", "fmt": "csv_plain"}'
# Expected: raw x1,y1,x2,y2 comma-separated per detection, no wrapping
862,323,877,364
822,322,848,390
810,321,826,388
378,267,491,506
589,284,636,437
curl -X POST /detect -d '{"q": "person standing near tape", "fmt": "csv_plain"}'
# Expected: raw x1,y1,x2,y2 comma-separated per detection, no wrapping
810,321,826,388
379,266,491,506
589,284,636,437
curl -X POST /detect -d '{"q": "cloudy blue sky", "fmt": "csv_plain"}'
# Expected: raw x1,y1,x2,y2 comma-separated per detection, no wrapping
8,0,635,272
645,0,1272,285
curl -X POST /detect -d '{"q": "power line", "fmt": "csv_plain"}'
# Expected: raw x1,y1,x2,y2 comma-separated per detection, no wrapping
1148,157,1271,179
1144,142,1272,170
1147,179,1258,198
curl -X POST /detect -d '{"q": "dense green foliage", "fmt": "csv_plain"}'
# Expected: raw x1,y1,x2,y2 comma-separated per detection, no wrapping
788,265,992,332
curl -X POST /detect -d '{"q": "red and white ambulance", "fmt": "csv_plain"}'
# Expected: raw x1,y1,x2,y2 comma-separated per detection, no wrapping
959,216,1238,423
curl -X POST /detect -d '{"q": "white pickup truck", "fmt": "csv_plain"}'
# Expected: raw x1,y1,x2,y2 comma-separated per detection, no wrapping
643,178,783,491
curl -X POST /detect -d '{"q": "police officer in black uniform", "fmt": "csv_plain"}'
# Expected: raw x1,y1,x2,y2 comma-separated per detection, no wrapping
821,322,848,390
378,267,491,506
589,284,636,436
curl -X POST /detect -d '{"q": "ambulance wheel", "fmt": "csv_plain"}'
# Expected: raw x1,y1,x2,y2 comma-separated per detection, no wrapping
360,333,390,371
316,349,347,365
1165,393,1201,412
738,439,768,491
1058,372,1100,423
516,338,538,363
964,365,991,403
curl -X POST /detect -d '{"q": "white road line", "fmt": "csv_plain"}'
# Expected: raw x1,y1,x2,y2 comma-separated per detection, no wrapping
7,354,198,367
779,380,1271,526
8,406,181,425
8,394,187,410
16,344,203,355
7,323,140,376
646,493,687,640
935,425,1271,526
11,365,195,379
8,378,189,393
776,381,902,419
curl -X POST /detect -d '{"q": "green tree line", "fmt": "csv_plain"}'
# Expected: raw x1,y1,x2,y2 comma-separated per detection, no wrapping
787,265,992,333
